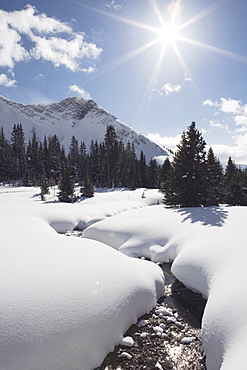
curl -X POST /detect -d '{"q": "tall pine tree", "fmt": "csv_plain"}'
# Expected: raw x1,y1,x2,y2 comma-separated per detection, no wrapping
103,125,119,188
205,147,224,206
58,169,75,203
163,122,207,207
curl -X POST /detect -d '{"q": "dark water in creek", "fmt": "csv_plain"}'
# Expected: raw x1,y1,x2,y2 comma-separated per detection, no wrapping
95,263,207,370
161,263,206,329
65,232,207,368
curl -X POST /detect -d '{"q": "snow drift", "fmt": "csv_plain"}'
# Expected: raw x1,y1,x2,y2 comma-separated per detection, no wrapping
83,204,247,370
1,185,247,370
0,187,164,370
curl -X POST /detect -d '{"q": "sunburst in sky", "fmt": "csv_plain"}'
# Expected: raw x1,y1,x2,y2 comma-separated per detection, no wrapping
1,0,247,164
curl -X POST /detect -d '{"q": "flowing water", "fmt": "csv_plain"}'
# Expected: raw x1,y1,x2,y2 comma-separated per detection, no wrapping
65,232,207,369
95,263,207,370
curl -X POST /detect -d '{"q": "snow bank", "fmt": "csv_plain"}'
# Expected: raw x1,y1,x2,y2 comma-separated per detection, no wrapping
0,187,164,370
2,185,247,369
83,204,247,370
39,187,163,232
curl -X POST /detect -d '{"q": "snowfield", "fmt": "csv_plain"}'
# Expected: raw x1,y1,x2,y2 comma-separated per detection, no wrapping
1,186,247,369
0,187,164,370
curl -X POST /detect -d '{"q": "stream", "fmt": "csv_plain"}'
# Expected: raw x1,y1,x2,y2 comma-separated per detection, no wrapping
65,232,207,369
95,263,207,370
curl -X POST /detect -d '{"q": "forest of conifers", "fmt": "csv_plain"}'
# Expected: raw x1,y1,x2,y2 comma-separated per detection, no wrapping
1,121,247,206
0,123,166,190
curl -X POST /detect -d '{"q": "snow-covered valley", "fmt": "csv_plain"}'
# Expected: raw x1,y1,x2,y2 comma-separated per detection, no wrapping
1,186,247,369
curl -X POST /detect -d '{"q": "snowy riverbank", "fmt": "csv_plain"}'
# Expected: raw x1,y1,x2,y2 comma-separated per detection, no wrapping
1,186,247,369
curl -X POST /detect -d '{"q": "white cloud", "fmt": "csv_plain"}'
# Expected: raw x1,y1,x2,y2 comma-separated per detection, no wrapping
147,132,181,153
235,115,247,128
81,66,97,74
28,94,53,105
69,85,91,100
203,96,247,164
30,33,101,72
203,99,219,107
212,135,247,165
104,1,123,10
203,97,242,114
0,74,16,87
153,83,182,96
220,97,242,114
209,120,231,133
0,18,30,68
36,73,45,81
0,5,102,72
183,72,191,82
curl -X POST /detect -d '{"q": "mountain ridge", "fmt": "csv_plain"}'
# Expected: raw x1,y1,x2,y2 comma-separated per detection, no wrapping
0,95,169,162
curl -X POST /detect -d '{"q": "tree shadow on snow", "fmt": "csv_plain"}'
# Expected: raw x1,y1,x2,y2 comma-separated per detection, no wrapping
175,206,228,227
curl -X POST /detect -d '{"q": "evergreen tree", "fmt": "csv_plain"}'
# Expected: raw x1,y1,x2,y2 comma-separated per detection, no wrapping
146,158,160,189
223,158,247,205
241,169,247,205
224,157,236,184
48,135,62,184
68,136,79,182
10,124,25,181
88,140,101,185
163,122,207,207
119,142,138,188
24,129,43,186
0,127,10,184
58,169,75,203
40,176,50,201
205,147,224,206
42,136,49,179
223,157,237,205
139,150,147,187
80,175,94,197
103,125,120,188
78,141,88,184
160,158,171,191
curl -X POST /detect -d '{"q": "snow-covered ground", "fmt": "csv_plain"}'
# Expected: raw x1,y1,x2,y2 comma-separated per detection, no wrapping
0,186,164,370
1,186,246,369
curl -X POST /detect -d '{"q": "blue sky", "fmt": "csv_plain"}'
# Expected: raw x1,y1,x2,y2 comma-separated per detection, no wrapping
1,0,247,164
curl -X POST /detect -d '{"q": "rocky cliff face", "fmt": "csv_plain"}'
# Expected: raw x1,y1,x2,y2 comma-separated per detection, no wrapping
0,96,169,161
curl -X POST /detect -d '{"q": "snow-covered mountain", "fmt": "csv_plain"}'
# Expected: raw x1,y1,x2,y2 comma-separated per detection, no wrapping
0,96,169,162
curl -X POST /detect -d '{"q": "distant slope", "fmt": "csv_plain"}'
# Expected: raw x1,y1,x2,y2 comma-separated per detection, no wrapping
0,96,169,162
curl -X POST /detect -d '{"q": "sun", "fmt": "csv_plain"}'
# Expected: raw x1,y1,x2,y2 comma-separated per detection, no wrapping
157,22,180,45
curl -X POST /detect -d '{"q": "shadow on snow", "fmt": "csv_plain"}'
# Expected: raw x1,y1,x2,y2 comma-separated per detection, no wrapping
175,206,228,227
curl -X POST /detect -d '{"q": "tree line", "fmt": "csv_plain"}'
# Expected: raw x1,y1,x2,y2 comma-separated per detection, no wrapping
0,123,169,201
1,121,246,206
162,121,247,207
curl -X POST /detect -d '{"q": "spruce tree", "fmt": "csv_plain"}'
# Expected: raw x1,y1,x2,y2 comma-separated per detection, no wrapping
11,124,25,182
0,127,9,184
119,142,138,188
40,176,50,201
58,169,75,203
163,122,207,207
80,175,94,197
139,150,147,187
205,147,224,206
224,158,247,205
78,141,88,184
68,136,79,182
48,135,62,184
24,129,43,186
88,140,100,185
160,158,171,192
224,157,237,205
146,158,160,189
103,125,119,188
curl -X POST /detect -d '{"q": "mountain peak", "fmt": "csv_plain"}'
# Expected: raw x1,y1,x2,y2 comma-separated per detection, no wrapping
0,96,169,161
